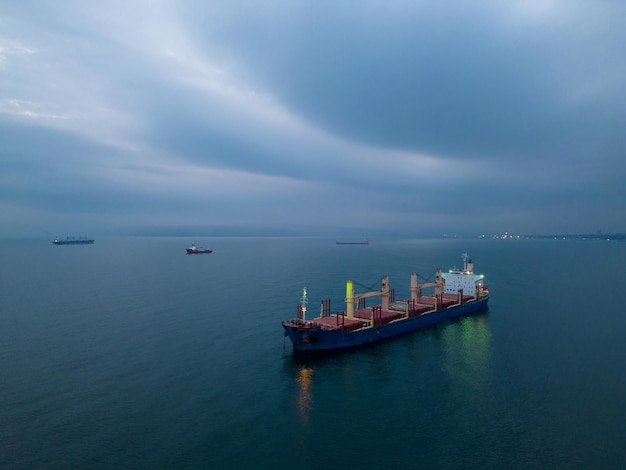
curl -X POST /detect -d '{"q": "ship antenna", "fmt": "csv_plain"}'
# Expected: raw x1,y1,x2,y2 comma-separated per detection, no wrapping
461,253,469,272
300,287,308,322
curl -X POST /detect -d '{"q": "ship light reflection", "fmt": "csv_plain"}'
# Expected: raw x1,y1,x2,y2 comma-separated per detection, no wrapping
442,315,492,392
296,366,314,424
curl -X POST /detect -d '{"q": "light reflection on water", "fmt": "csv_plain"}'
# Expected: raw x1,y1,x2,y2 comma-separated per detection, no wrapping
295,366,314,425
441,314,493,391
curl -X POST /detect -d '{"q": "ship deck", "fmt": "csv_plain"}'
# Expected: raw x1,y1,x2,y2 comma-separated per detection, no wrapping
286,294,477,332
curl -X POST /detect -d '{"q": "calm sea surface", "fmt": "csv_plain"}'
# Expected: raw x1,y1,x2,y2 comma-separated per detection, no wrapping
1,237,625,469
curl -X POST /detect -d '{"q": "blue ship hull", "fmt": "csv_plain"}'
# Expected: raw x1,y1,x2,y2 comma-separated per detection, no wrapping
283,297,488,353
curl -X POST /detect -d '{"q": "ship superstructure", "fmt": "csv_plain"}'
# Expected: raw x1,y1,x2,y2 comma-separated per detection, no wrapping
442,253,487,299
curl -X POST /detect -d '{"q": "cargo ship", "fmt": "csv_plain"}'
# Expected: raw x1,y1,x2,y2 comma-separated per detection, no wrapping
53,237,94,245
282,254,489,353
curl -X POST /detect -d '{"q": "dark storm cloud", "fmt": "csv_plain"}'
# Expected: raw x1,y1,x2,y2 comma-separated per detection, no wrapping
184,2,623,155
1,1,625,236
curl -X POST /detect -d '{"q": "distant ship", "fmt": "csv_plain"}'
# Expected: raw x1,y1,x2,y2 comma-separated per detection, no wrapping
53,237,94,245
282,254,489,353
186,242,212,254
336,239,368,245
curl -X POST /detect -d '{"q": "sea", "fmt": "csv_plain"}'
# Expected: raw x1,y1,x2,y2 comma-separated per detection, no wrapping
1,237,625,469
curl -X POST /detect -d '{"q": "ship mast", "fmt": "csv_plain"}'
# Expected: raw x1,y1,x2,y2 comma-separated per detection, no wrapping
461,253,469,272
300,287,308,322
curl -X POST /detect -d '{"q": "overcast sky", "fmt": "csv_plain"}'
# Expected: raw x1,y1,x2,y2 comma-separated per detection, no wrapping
1,0,625,237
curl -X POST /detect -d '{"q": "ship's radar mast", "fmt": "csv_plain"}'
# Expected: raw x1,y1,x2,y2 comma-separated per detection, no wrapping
450,253,474,274
461,253,469,271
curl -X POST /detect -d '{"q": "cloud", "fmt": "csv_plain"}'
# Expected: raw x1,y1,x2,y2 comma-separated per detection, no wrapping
0,0,625,237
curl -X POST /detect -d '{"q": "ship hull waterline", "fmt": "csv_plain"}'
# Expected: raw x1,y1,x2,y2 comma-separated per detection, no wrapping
283,297,488,353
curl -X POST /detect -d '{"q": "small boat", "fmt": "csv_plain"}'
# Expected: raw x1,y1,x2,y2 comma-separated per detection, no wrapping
53,237,94,245
282,254,489,353
186,242,212,254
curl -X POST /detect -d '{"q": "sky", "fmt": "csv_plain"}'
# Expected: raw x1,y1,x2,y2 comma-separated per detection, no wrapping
1,0,625,238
